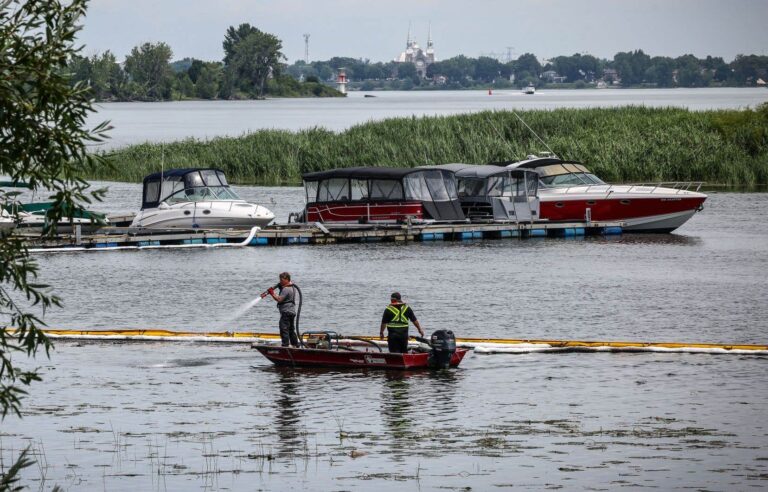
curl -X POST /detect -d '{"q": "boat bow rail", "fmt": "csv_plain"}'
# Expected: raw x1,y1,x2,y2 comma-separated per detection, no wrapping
548,181,706,196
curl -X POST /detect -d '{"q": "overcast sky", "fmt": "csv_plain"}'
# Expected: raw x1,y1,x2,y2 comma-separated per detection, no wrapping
78,0,768,64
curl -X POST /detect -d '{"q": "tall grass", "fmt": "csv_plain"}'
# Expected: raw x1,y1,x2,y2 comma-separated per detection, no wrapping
96,105,768,186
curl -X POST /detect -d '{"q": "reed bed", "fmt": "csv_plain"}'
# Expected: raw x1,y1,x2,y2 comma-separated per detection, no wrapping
96,105,768,186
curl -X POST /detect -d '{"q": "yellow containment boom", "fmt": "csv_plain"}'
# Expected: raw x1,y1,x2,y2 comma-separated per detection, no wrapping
20,329,768,355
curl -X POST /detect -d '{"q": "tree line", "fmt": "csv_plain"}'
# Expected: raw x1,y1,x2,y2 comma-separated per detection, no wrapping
69,23,341,101
71,26,768,101
287,50,768,90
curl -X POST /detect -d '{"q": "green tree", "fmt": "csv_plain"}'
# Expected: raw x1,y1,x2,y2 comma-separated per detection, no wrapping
514,53,542,79
223,23,258,65
474,56,503,83
223,24,284,98
612,50,651,85
675,54,705,87
397,62,417,80
175,72,195,99
196,65,221,99
645,56,675,87
124,42,174,100
1,0,110,484
730,54,768,85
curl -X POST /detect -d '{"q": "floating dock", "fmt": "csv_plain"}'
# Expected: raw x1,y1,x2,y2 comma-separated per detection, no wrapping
23,220,624,252
33,329,768,355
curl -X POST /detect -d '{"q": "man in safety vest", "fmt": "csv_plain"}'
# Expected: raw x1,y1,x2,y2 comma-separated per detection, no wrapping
380,292,424,353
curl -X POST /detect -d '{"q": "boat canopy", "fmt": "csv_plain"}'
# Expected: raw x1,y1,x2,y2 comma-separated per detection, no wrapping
140,168,239,209
432,164,538,198
302,167,465,221
432,164,540,222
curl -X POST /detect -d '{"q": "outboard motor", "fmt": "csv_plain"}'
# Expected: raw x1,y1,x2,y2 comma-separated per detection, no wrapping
428,329,457,369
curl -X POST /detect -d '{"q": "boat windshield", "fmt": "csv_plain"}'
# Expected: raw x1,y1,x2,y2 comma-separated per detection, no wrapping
539,172,606,187
164,186,242,204
535,163,606,188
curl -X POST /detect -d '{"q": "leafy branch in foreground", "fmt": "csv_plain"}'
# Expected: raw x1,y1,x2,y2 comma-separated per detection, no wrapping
1,0,111,486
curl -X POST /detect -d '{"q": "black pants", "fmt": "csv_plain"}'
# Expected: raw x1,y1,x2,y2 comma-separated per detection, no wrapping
279,312,298,347
387,328,409,353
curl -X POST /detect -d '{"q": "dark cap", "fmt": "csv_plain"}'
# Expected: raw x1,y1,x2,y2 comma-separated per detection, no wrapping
390,292,401,301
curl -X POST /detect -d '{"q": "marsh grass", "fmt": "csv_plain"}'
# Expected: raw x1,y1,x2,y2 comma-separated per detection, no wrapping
98,105,768,186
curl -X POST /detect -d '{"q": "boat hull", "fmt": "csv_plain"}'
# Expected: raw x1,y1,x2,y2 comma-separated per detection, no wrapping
132,201,274,229
539,192,706,232
253,345,469,370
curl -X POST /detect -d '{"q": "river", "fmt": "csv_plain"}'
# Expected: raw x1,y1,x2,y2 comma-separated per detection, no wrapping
89,88,768,149
6,187,768,491
5,89,768,490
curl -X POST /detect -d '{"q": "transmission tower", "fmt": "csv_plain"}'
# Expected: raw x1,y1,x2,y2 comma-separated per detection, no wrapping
303,33,310,63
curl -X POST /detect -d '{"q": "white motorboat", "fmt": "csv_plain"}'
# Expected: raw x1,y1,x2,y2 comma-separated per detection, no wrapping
130,168,274,229
505,156,707,233
523,84,536,94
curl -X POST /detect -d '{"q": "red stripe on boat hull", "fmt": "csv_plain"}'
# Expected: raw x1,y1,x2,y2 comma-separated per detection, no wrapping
306,202,423,223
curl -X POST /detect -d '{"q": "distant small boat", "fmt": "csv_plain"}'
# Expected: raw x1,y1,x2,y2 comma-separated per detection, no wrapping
523,84,536,95
364,94,377,98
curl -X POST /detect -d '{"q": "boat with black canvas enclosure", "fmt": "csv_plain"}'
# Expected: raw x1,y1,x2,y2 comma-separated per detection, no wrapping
298,166,466,224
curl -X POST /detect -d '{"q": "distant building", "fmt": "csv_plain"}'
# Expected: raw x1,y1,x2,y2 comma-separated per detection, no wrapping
394,25,435,78
602,68,620,85
541,70,566,83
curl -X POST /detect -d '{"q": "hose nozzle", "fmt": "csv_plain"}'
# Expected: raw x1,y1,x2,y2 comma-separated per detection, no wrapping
260,283,281,298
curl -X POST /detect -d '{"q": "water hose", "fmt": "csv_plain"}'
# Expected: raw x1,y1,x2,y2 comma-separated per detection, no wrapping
293,283,303,347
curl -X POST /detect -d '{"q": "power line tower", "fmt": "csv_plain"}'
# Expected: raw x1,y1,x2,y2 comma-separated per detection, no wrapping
303,33,310,63
506,46,514,63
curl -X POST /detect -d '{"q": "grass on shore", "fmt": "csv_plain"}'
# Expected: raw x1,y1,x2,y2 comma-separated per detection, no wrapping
96,104,768,186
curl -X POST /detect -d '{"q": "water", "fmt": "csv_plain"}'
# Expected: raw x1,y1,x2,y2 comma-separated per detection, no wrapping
5,186,768,490
227,296,264,325
88,88,768,149
7,89,768,489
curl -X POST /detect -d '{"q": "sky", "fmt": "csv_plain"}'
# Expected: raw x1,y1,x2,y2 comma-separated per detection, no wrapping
77,0,768,64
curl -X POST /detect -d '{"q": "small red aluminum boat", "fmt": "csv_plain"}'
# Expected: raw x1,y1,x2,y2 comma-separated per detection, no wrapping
252,330,469,370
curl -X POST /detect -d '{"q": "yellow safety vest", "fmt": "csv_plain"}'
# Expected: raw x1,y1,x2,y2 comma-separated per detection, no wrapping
386,304,410,330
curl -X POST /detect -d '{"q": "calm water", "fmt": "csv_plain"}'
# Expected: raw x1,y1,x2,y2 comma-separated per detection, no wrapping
5,185,768,490
89,88,768,149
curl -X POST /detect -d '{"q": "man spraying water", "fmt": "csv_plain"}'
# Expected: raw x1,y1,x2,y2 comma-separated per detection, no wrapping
263,272,300,347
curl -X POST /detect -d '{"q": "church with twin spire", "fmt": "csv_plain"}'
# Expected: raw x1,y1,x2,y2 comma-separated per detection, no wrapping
394,24,435,78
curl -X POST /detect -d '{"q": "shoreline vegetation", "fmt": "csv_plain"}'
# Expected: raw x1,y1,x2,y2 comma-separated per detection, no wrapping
95,105,768,187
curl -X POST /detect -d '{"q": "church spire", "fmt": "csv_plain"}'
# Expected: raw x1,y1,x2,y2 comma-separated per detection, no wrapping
406,21,412,48
427,22,433,49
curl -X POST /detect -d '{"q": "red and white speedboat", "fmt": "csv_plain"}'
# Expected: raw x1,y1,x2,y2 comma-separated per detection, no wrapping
505,157,707,232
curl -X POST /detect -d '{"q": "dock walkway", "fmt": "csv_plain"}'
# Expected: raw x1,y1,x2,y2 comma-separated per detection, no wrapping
23,220,624,252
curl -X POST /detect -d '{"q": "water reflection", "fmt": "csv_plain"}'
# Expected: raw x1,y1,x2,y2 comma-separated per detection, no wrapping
271,367,303,456
381,372,413,446
380,369,461,461
610,233,703,247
